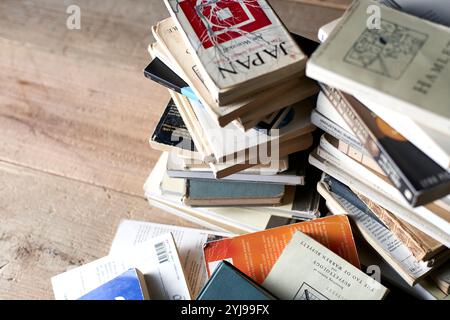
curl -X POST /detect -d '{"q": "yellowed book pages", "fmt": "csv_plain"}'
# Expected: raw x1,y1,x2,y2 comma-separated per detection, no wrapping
355,192,445,261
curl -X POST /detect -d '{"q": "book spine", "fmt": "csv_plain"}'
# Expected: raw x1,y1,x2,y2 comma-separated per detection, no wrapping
336,140,384,176
355,193,428,261
320,84,419,207
311,110,366,152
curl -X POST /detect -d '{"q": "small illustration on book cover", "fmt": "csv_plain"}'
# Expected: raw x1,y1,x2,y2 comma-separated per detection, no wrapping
178,0,272,49
294,282,329,300
343,19,428,79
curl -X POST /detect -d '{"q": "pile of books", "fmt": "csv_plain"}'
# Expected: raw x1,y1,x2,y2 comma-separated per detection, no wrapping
144,0,324,234
51,218,390,300
304,0,450,299
51,0,450,301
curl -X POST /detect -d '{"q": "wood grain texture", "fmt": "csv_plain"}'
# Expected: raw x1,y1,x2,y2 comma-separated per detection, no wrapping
0,0,343,299
0,161,198,300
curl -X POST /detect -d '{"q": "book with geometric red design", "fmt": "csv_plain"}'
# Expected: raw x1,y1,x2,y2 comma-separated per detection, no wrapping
164,0,307,105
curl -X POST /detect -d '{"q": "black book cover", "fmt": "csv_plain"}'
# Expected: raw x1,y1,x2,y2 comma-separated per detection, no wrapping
320,84,450,207
151,99,196,152
143,58,198,101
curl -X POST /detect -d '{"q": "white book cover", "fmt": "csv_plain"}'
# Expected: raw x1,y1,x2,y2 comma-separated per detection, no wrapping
316,14,450,169
188,96,314,161
164,0,306,101
317,135,450,235
263,231,388,300
51,233,191,300
109,220,231,297
308,0,450,135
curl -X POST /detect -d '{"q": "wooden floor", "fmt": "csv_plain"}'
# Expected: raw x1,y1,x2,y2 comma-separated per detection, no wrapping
0,0,343,299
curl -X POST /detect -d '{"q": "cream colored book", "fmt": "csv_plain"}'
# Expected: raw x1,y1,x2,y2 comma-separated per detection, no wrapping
263,231,389,300
307,0,450,135
318,15,450,169
145,153,305,234
164,0,307,105
152,18,317,127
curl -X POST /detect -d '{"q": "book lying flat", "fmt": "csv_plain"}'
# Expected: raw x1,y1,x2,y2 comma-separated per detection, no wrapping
185,94,315,162
164,0,307,105
146,153,308,234
262,231,389,300
152,18,317,127
316,18,450,169
184,179,285,207
78,268,150,300
109,220,230,298
203,215,360,284
307,0,450,135
197,261,277,300
167,150,307,185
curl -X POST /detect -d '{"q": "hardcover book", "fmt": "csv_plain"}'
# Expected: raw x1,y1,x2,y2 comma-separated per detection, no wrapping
319,84,450,207
167,150,307,185
164,0,307,104
262,231,389,300
197,261,277,300
307,0,450,135
203,215,360,284
78,268,150,300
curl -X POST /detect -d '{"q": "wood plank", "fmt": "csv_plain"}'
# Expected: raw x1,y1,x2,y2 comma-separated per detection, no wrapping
0,0,345,299
0,161,199,300
0,1,342,198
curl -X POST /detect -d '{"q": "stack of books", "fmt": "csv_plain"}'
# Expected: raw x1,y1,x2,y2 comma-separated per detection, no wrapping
306,0,450,299
111,0,450,300
143,0,323,234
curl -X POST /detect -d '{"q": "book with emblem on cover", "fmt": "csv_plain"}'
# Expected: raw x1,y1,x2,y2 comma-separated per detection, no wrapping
164,0,307,105
307,0,450,135
262,231,389,300
151,18,317,127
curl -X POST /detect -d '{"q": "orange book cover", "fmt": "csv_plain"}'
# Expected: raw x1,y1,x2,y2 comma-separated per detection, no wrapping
203,215,360,284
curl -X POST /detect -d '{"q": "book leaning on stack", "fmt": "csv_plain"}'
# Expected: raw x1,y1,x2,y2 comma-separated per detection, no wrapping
143,0,323,234
307,0,450,300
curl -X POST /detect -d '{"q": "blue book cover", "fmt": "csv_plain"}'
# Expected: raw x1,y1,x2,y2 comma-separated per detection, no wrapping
197,261,277,300
78,268,150,300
